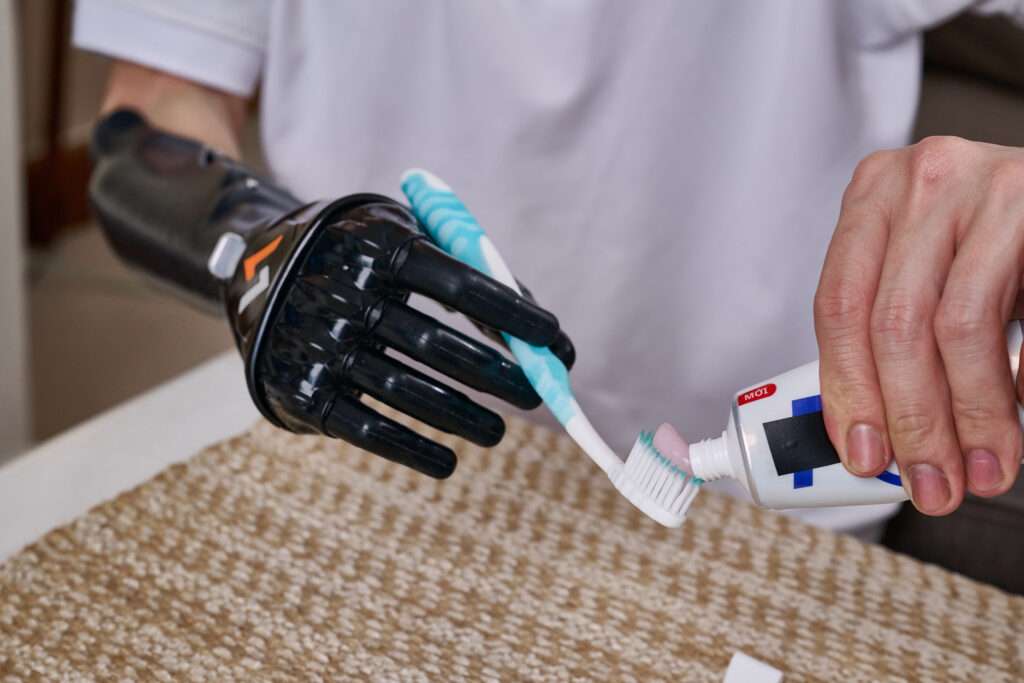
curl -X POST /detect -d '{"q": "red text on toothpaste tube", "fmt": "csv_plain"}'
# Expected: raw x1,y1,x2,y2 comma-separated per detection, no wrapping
738,383,776,406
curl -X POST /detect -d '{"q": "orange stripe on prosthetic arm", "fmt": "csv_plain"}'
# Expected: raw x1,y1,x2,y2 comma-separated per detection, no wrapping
243,235,284,281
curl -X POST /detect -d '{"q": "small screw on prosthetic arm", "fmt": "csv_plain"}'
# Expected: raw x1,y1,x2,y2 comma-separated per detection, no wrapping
89,110,574,476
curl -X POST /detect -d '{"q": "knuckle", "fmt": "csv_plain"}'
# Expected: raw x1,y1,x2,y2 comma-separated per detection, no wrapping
828,377,882,420
844,151,894,205
933,295,992,352
988,158,1024,197
908,136,966,188
890,408,937,448
950,394,1000,433
951,392,1020,453
870,291,930,350
814,276,868,332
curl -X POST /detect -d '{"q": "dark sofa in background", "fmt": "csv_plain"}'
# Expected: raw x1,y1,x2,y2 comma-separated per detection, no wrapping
882,12,1024,595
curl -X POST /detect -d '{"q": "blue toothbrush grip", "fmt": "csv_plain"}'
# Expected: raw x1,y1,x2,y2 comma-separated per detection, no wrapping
401,170,577,425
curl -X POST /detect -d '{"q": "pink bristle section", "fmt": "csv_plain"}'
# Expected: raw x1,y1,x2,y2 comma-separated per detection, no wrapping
653,422,692,474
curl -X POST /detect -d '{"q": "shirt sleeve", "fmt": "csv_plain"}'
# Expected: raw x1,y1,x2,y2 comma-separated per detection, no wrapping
73,0,269,96
971,0,1024,26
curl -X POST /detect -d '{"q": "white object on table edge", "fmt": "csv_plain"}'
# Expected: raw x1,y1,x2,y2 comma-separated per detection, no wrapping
0,352,258,562
723,651,784,683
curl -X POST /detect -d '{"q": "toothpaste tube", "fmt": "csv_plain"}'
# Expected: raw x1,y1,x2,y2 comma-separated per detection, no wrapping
682,323,1024,508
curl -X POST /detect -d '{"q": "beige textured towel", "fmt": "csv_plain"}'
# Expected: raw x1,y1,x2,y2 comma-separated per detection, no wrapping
1,415,1022,682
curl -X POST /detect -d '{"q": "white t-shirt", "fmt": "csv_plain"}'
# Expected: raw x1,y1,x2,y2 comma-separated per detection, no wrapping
74,0,1024,536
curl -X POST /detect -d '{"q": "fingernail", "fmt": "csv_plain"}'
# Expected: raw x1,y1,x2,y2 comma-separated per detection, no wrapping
966,449,1003,493
908,464,950,514
846,423,885,474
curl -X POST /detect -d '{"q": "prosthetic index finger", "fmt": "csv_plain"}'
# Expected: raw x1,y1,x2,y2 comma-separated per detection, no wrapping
395,239,559,347
373,299,542,410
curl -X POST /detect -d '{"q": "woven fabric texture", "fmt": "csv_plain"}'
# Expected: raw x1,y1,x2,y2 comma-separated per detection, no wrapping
2,415,1022,682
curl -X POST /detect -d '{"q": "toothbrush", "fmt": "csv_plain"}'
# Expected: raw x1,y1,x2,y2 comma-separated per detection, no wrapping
401,169,701,527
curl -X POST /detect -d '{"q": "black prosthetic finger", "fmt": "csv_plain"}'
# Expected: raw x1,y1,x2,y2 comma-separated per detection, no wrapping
394,240,558,346
465,318,576,375
512,281,576,370
516,279,536,302
373,301,542,410
548,330,576,370
323,394,456,478
345,348,506,447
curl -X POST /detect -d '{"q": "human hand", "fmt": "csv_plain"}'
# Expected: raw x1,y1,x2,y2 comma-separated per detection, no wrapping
815,136,1024,515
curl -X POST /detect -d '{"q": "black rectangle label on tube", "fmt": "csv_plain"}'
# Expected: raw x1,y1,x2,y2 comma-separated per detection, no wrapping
763,411,841,476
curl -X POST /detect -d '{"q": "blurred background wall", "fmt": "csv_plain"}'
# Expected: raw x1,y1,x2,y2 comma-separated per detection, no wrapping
0,0,29,462
19,0,106,177
7,0,234,458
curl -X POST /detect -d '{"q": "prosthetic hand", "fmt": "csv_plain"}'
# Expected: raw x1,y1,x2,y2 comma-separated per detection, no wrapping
89,109,574,477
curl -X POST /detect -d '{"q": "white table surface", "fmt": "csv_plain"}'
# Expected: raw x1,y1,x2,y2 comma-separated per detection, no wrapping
0,352,258,561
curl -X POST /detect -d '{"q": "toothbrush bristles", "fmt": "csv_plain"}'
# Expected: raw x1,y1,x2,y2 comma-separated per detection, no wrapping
613,432,704,527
